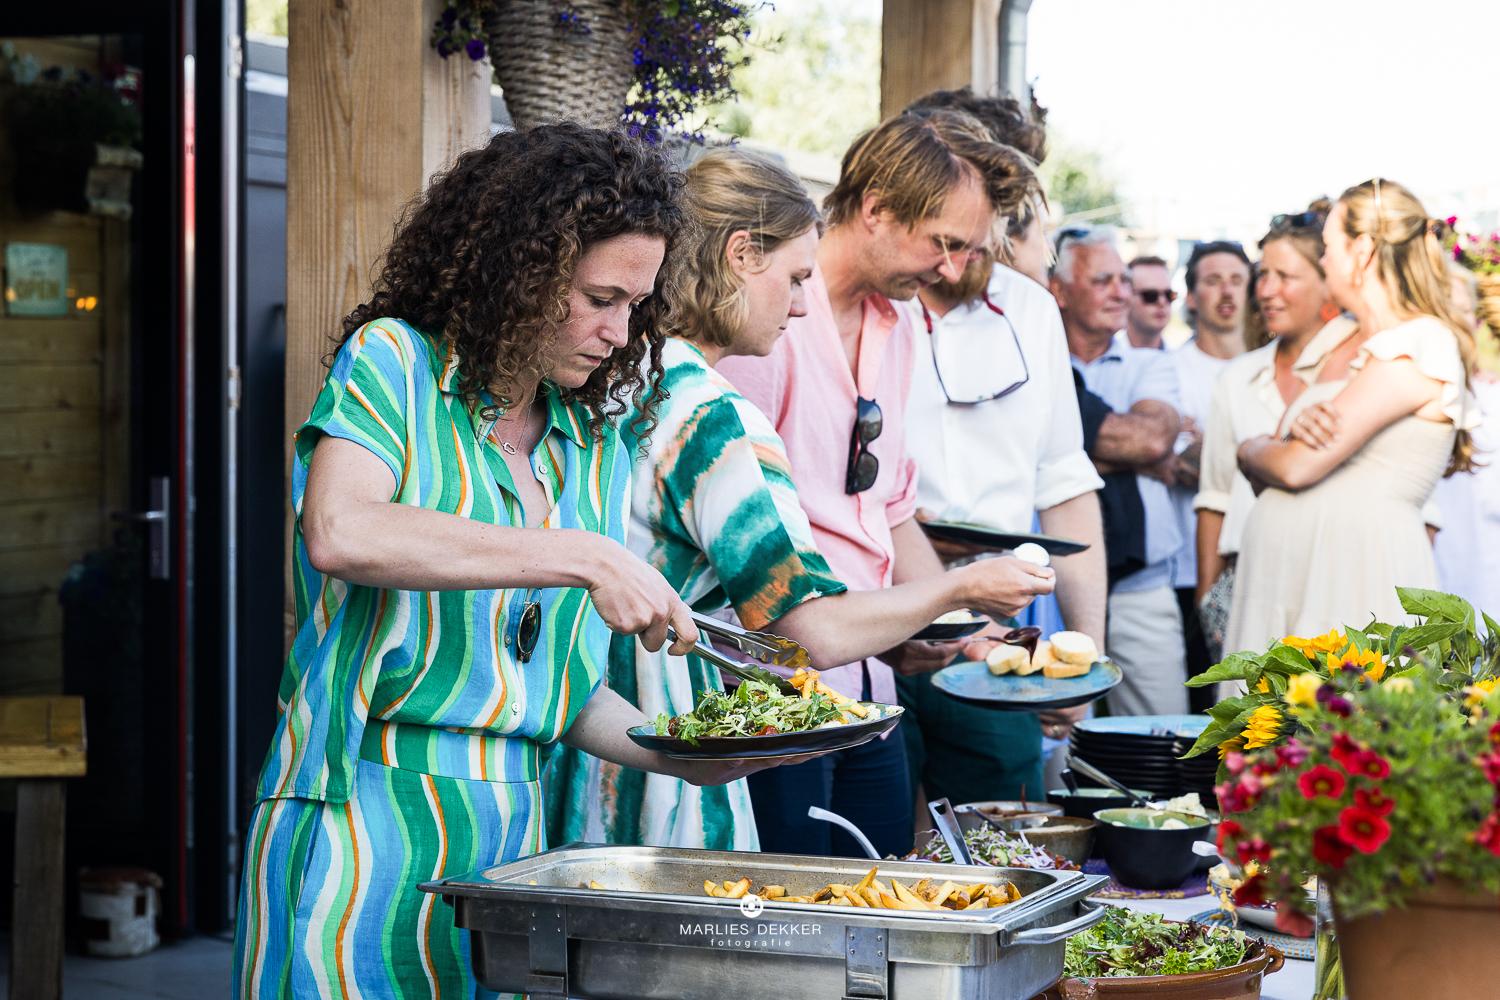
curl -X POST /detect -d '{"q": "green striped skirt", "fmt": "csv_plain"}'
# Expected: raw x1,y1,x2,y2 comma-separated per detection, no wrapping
233,723,540,999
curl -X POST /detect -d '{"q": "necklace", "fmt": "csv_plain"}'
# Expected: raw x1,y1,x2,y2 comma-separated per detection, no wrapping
495,400,534,456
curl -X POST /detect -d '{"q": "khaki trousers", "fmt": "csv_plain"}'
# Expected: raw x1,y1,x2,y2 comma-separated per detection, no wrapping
1105,584,1190,717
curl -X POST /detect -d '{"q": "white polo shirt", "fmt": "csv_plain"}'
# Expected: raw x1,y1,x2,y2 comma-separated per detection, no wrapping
904,264,1103,533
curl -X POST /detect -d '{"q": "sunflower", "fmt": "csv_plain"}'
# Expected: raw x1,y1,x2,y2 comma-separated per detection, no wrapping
1218,734,1247,759
1282,629,1346,657
1329,644,1386,682
1241,705,1284,749
1284,671,1322,708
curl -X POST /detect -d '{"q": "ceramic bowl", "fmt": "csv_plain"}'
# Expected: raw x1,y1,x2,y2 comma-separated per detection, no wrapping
955,799,1064,833
1037,940,1285,999
1093,808,1212,890
1046,786,1152,819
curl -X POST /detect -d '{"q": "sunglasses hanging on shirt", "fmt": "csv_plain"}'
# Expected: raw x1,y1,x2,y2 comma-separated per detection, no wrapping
919,293,1031,406
845,396,883,494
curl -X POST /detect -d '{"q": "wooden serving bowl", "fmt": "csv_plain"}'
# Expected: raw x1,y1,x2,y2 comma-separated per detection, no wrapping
1034,941,1285,999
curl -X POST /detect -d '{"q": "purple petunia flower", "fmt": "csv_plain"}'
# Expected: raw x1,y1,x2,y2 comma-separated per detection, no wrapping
466,38,485,60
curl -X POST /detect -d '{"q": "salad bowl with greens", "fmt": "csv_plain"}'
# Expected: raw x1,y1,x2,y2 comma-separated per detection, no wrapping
628,679,901,759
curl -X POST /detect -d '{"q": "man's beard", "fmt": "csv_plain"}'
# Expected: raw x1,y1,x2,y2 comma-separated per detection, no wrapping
926,254,995,308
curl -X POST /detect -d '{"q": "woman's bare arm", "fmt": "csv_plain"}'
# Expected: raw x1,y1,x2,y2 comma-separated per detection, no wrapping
301,435,698,652
1238,357,1444,492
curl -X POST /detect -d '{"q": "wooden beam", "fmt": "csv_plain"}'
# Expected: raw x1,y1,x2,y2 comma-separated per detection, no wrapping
283,0,490,648
880,0,1004,120
0,696,87,778
10,780,67,1000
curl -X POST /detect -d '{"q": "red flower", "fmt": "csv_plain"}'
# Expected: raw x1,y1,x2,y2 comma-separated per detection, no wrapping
1477,752,1500,785
1216,819,1243,854
1313,825,1354,868
1237,837,1272,864
1349,751,1392,780
1476,812,1500,857
1488,720,1500,750
1299,764,1347,800
1339,806,1392,853
1232,872,1268,906
1330,732,1364,770
1216,780,1257,814
1275,740,1309,769
1354,786,1395,817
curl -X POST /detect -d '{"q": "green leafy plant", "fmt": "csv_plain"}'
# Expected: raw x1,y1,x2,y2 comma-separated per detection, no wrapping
1185,587,1500,781
1062,908,1249,978
1211,666,1500,920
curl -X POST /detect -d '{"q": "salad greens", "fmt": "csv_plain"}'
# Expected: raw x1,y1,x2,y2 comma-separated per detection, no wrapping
905,826,1071,870
653,680,852,744
1064,907,1248,978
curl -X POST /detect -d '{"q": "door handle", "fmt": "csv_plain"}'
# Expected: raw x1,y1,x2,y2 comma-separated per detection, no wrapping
111,476,170,579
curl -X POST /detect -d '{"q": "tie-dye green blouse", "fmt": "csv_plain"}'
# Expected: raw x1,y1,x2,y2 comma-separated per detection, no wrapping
545,337,845,849
258,318,628,805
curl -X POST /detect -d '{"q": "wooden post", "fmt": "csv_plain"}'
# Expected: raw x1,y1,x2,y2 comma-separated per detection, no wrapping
283,0,489,646
880,0,1004,120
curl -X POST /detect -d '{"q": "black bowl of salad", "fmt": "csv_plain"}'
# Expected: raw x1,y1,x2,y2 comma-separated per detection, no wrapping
1037,907,1284,999
627,679,902,759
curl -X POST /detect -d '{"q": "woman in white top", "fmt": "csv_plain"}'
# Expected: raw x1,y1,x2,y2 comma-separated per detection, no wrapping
1226,179,1480,653
1193,202,1354,655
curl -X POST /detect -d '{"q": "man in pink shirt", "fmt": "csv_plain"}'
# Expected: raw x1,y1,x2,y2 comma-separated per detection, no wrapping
720,111,1054,858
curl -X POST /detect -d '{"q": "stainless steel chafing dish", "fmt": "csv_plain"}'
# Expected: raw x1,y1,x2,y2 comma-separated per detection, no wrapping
422,843,1108,1000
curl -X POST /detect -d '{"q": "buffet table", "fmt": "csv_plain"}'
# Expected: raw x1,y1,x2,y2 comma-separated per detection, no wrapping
1106,895,1314,1000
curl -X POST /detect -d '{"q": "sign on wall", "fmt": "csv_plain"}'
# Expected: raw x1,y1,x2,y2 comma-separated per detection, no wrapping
5,242,70,317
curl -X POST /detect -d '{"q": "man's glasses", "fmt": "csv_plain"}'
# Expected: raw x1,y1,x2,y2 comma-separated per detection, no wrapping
1135,289,1176,305
920,294,1030,405
1271,212,1323,229
509,588,542,663
845,396,883,495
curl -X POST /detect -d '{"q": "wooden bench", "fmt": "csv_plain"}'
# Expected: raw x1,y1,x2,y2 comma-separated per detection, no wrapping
1,696,86,1000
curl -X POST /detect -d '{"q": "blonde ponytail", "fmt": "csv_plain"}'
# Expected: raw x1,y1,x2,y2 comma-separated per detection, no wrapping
1338,179,1477,474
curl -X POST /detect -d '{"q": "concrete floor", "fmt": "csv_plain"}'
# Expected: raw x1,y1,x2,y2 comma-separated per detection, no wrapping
0,934,232,999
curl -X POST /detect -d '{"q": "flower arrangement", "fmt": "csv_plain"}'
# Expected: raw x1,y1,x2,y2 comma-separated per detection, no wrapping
1438,216,1500,276
1209,667,1500,921
431,0,760,140
1185,587,1500,778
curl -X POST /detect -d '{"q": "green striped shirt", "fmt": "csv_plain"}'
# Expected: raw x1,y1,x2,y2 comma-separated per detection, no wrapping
257,318,631,804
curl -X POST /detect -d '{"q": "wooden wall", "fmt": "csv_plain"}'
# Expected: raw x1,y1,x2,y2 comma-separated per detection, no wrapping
0,37,129,697
880,0,1003,119
283,0,489,645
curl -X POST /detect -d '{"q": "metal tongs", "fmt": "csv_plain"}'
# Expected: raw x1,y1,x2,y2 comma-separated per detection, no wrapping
927,797,974,866
663,611,810,695
1066,755,1156,809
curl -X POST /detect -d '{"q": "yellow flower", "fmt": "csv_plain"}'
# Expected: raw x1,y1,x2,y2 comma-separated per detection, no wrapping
1385,677,1414,694
1284,672,1323,708
1464,677,1499,708
1218,735,1246,759
1256,677,1271,694
1329,644,1386,682
1241,705,1284,749
1283,629,1346,657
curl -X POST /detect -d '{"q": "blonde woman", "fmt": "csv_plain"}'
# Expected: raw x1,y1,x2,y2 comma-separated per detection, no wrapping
545,150,1054,856
1225,179,1480,653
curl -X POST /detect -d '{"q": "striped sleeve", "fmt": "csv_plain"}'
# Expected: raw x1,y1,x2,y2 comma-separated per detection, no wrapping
295,320,414,491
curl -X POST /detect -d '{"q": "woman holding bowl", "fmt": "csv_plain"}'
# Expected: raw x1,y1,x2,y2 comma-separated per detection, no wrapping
233,126,809,1000
547,149,1055,859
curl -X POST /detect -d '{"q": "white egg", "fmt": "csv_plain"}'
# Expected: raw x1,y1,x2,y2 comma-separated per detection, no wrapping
1013,542,1049,567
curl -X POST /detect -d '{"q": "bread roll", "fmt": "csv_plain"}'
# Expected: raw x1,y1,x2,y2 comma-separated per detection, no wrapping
1042,661,1091,679
986,644,1028,676
1050,631,1098,666
1015,641,1054,676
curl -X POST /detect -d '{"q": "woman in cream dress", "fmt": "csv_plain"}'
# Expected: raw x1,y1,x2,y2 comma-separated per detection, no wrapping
1226,179,1480,654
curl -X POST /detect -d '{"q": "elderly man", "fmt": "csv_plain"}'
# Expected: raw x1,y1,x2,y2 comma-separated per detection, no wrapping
719,111,1053,857
897,88,1106,804
1050,226,1187,717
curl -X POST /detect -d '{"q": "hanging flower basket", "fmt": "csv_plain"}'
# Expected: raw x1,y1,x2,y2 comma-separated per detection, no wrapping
483,0,634,131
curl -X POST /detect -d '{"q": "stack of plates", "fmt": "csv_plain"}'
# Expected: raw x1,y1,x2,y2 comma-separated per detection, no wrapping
1069,715,1214,801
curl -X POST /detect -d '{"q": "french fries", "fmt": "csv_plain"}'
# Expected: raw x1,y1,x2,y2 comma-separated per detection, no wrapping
789,668,870,719
684,866,1021,913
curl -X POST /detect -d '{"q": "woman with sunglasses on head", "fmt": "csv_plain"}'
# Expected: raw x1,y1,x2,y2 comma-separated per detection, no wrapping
547,149,1056,858
1224,180,1480,656
234,127,817,1000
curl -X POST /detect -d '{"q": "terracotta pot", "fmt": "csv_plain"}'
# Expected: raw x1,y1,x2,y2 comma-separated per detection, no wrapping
1334,877,1500,1000
1036,941,1284,999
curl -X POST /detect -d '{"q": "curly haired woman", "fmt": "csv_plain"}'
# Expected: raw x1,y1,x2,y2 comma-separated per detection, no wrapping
232,126,799,1000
